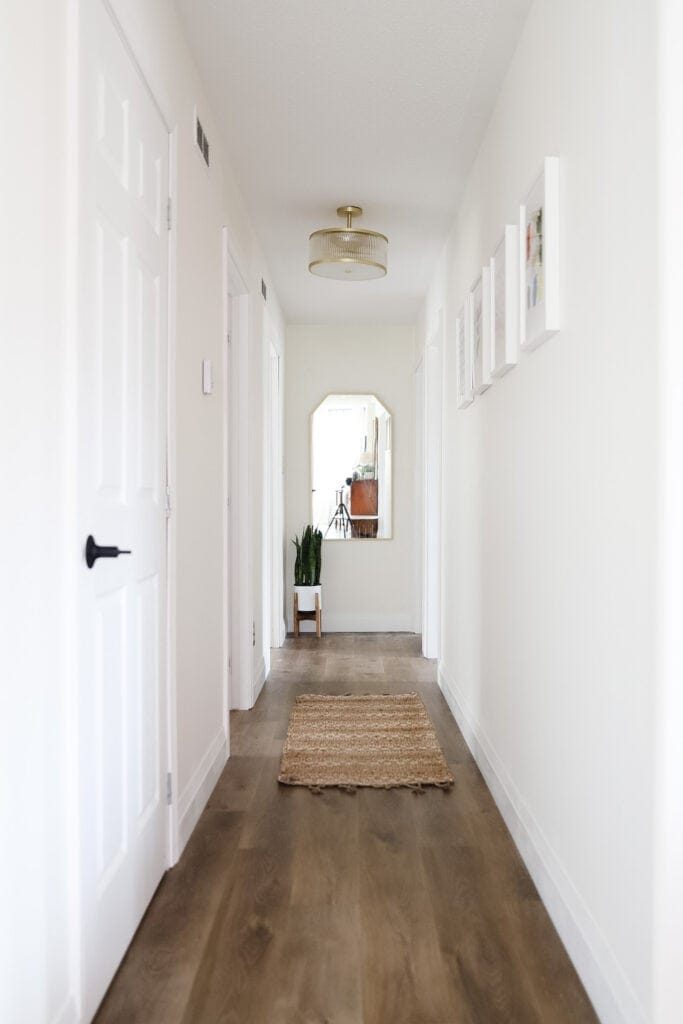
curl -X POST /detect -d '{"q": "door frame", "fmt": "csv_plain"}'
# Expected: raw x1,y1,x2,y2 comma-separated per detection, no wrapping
221,243,232,736
268,339,284,649
222,229,253,710
653,6,683,1017
261,318,272,681
413,355,425,635
422,309,444,659
165,123,179,862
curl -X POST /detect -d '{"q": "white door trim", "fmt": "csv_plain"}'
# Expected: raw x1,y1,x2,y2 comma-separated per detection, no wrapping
165,125,179,864
268,340,284,650
222,229,253,710
653,7,683,1018
413,355,425,635
423,309,444,659
221,244,232,742
261,317,272,681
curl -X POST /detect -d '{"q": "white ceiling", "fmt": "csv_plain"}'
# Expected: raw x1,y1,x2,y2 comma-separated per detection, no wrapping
173,0,531,325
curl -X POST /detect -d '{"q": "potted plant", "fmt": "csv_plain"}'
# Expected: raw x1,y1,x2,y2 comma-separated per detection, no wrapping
292,525,322,611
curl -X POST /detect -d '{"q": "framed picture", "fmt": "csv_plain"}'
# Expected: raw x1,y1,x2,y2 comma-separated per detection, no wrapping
455,304,473,409
520,156,559,350
490,224,519,377
470,268,491,394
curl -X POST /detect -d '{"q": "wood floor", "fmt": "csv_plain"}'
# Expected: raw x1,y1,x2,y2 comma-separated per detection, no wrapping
95,633,598,1024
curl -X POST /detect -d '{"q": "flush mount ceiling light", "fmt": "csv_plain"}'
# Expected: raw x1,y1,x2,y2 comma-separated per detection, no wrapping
308,206,388,281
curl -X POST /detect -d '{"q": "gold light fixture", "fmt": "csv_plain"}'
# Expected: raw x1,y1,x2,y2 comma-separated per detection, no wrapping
308,206,388,281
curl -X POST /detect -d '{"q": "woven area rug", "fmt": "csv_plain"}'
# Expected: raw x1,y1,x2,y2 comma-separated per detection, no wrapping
278,692,454,793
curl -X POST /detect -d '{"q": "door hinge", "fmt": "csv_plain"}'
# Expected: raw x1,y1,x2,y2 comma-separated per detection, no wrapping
227,331,232,346
165,485,172,518
252,621,256,647
166,772,173,805
228,656,232,673
166,197,172,231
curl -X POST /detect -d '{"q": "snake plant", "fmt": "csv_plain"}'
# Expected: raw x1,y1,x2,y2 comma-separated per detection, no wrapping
293,525,323,586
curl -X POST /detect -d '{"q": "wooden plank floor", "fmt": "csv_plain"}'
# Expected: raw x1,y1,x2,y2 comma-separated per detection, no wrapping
95,633,598,1024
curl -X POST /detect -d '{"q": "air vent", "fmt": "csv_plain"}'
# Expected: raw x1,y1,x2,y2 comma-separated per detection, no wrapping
195,112,210,167
261,278,267,302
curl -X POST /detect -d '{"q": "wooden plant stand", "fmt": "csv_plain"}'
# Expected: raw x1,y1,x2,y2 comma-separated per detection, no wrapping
293,591,322,638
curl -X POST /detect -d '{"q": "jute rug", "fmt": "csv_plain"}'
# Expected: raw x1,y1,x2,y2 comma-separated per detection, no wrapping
278,692,454,793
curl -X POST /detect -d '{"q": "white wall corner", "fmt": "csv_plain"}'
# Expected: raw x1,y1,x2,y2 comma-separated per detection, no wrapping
50,995,79,1024
427,306,443,347
438,661,648,1024
253,655,267,704
177,729,228,855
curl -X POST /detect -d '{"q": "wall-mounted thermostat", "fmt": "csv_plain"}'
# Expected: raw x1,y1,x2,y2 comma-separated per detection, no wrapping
202,358,213,395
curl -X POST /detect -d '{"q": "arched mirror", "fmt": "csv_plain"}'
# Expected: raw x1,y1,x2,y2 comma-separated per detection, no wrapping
311,393,392,540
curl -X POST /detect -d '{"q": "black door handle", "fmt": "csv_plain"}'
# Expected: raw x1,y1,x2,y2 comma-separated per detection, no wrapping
85,534,132,569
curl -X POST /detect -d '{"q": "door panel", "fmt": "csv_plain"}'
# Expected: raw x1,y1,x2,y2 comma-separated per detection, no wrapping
137,261,160,493
94,587,127,882
79,3,169,1018
96,215,127,494
136,575,160,820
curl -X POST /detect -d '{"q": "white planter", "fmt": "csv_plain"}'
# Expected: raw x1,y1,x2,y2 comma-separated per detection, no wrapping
294,585,322,612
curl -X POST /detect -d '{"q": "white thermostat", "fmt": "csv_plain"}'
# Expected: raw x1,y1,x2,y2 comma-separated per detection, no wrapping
202,358,213,395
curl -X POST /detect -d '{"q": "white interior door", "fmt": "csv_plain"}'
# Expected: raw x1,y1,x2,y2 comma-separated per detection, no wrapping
78,3,169,1018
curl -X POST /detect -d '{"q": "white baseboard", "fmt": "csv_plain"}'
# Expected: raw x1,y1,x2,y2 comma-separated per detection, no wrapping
438,662,647,1024
177,728,228,855
253,655,266,704
288,612,414,634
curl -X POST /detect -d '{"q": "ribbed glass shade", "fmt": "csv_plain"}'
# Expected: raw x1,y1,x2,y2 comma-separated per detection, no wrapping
308,228,388,280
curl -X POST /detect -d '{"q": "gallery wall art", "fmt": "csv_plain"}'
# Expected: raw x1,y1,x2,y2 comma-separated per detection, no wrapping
470,268,491,394
455,304,473,409
453,155,560,409
520,156,560,350
490,224,519,377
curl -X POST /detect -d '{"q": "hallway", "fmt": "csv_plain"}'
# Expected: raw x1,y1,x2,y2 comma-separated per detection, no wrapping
95,635,596,1024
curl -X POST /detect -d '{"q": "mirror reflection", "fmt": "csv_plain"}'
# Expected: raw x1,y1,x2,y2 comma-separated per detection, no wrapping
311,394,392,540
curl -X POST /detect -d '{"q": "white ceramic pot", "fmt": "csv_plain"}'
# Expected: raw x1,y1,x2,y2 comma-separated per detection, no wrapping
294,585,322,612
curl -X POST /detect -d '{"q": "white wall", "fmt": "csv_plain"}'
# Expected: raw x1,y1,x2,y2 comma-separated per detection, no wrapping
652,2,683,1019
285,325,415,633
0,1,284,1020
0,6,74,1022
418,1,657,1021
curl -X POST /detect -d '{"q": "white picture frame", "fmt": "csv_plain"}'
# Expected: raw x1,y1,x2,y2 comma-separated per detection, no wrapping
470,268,491,394
520,156,559,350
490,224,519,377
455,304,473,409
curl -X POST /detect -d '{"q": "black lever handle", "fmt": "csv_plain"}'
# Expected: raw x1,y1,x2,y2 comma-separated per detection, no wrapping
85,534,132,569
